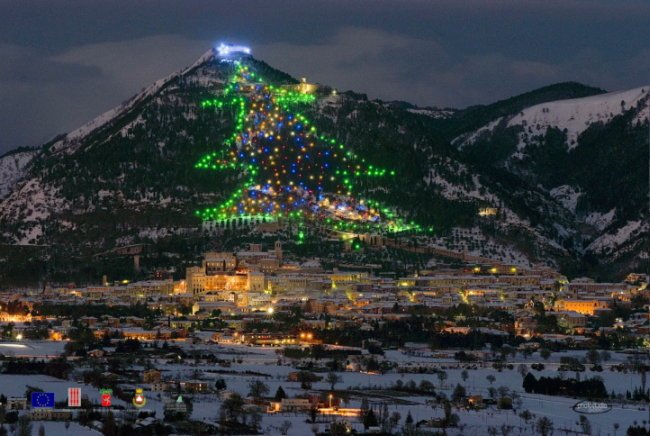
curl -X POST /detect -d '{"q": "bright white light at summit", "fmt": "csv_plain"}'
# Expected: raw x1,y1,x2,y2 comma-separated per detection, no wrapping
217,43,252,57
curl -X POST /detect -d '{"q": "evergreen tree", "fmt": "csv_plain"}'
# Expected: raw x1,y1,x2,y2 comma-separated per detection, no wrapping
274,386,287,401
452,384,467,403
404,410,415,435
215,378,227,390
523,373,537,393
363,409,379,429
102,412,117,436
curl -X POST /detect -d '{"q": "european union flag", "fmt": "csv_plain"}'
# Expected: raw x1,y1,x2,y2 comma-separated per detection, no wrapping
31,392,55,408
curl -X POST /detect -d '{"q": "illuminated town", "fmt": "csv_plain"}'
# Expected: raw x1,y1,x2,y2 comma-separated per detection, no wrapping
0,227,648,435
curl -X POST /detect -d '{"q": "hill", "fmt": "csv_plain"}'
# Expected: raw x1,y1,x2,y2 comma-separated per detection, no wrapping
0,48,647,284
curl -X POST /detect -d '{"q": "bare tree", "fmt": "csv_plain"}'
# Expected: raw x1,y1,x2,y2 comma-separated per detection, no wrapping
535,417,553,436
628,355,649,392
437,370,448,388
326,372,342,390
517,364,528,378
279,420,292,435
248,380,269,401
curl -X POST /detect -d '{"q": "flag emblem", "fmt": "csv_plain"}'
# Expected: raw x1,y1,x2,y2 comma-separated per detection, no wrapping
31,392,55,408
100,388,112,407
132,388,146,408
68,387,81,407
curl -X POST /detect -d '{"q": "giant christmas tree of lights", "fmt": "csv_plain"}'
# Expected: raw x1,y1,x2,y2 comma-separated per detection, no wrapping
195,54,421,234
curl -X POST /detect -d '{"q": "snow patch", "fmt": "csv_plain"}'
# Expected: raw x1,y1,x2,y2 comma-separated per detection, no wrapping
587,220,646,254
508,86,649,150
584,208,616,232
453,117,504,148
549,185,582,213
407,108,454,119
455,86,650,150
0,150,36,199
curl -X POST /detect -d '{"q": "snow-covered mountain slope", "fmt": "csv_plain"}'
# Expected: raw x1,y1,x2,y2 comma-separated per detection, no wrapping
453,83,649,276
0,49,313,242
0,49,645,280
456,86,650,150
549,185,582,214
407,108,455,119
587,219,647,256
0,149,37,199
509,86,649,149
48,48,222,156
0,48,231,246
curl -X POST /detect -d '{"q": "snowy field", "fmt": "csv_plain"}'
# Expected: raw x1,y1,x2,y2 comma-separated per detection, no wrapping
0,343,647,435
149,344,648,435
0,341,67,358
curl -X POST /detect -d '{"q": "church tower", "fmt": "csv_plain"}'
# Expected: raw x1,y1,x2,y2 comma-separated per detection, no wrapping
274,240,283,264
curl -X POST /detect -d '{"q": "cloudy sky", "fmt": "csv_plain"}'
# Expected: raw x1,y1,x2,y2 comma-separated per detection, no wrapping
2,0,650,154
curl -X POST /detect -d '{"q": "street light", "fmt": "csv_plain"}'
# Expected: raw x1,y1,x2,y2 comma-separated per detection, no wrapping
329,393,333,408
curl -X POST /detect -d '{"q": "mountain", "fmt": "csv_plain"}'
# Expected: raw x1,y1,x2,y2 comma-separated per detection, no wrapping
0,48,647,283
455,85,650,277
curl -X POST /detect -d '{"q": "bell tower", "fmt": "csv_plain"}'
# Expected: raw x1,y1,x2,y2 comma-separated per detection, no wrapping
274,240,283,264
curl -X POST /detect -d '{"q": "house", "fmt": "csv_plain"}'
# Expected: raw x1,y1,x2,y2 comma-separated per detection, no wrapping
555,311,588,332
87,349,105,358
7,397,27,410
466,395,484,409
143,369,162,383
79,316,99,327
514,316,537,337
267,398,312,413
218,390,237,400
287,371,322,382
151,381,174,392
182,380,211,393
554,299,610,316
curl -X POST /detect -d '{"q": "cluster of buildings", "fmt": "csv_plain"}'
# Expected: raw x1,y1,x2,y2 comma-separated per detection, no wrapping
0,241,648,434
1,242,647,347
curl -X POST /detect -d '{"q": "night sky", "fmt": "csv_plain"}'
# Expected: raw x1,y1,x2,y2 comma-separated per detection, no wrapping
2,0,650,154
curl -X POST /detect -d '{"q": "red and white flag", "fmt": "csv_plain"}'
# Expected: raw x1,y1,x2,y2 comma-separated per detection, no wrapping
68,387,81,407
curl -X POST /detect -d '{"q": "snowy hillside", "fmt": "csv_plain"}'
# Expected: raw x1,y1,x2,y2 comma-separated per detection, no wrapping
508,86,650,149
457,86,650,150
587,219,648,257
0,48,645,280
407,107,455,119
0,149,37,199
452,82,649,276
48,48,219,155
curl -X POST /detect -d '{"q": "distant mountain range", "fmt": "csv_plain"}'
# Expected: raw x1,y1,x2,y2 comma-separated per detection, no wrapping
0,48,647,281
